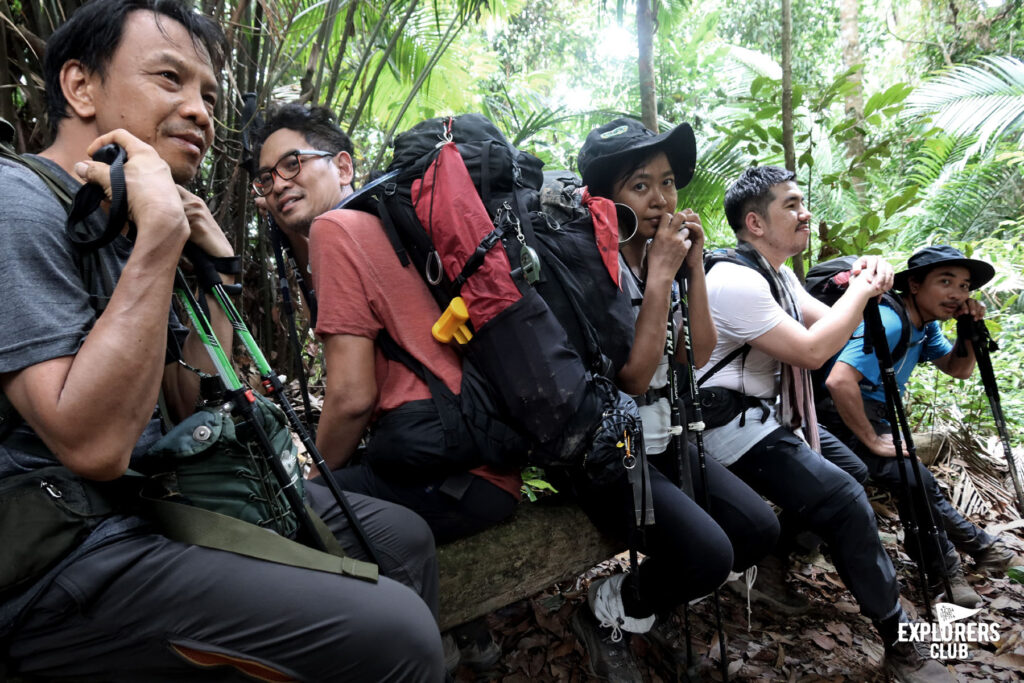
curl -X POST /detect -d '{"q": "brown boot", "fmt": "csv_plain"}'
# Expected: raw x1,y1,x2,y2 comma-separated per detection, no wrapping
933,567,982,608
971,541,1024,576
885,640,954,682
726,555,810,616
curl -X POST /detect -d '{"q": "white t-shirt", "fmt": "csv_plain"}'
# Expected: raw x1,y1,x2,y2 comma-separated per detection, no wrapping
696,260,814,465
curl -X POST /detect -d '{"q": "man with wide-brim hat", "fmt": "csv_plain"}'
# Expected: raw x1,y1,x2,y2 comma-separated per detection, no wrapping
824,244,1021,610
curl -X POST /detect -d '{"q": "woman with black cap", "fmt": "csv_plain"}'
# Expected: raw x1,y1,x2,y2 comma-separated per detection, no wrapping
564,118,779,674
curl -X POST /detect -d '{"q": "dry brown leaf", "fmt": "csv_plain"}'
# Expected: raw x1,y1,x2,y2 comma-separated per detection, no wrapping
811,633,837,651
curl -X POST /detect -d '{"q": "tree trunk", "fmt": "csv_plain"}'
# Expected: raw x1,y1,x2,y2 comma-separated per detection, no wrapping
637,0,658,131
839,0,866,162
781,0,805,280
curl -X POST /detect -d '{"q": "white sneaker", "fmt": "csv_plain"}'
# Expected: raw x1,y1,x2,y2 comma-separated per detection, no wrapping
587,574,655,643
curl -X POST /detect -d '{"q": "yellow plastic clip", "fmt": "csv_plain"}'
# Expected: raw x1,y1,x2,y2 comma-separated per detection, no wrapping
432,296,473,344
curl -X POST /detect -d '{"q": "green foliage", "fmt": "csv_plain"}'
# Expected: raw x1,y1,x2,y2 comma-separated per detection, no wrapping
520,466,558,502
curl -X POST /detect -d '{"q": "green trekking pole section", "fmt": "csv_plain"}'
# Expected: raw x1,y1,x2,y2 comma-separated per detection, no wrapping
182,244,381,566
173,267,328,552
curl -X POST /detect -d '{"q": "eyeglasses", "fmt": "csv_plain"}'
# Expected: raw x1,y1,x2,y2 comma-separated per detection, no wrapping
252,150,334,197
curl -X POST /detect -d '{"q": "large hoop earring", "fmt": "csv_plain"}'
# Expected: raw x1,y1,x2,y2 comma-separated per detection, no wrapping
615,203,638,244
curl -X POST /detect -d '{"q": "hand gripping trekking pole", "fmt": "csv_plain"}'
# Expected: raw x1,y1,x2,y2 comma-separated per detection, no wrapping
182,243,381,565
957,315,1024,514
677,268,728,682
863,299,949,618
172,266,327,551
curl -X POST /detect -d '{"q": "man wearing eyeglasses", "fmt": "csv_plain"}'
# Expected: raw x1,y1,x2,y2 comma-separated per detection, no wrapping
254,104,522,670
254,104,522,541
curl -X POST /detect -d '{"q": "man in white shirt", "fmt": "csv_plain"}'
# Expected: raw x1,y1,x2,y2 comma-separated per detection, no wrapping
698,166,950,683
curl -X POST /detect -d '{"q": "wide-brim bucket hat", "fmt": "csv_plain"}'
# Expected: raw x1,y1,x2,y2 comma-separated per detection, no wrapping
894,245,995,292
578,117,697,194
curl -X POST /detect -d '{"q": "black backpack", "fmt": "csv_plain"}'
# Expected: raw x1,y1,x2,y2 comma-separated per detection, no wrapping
340,113,640,483
805,256,912,363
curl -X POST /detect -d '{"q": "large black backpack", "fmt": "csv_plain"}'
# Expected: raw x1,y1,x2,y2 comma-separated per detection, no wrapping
341,113,639,482
358,114,633,376
805,256,911,365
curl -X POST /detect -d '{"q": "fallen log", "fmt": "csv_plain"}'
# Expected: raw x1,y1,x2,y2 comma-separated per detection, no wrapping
437,496,621,630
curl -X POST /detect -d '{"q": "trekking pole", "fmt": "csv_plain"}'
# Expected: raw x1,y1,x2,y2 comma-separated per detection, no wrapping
957,315,1024,515
172,266,328,551
183,243,381,566
863,300,949,618
678,269,729,682
269,222,317,435
664,285,697,670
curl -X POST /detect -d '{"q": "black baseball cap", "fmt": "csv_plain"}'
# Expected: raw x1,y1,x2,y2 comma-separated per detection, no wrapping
577,117,697,194
894,245,995,292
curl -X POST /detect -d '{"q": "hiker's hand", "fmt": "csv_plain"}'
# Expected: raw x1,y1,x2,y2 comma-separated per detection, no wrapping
78,129,186,238
850,255,895,293
849,255,892,299
868,432,907,458
178,186,234,260
646,212,689,284
957,297,986,322
679,209,705,270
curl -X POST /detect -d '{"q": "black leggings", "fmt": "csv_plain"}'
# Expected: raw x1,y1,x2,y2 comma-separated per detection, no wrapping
564,442,778,618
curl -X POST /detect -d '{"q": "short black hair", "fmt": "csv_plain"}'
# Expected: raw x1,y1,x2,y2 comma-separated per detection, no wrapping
43,0,226,138
723,166,796,233
253,104,355,169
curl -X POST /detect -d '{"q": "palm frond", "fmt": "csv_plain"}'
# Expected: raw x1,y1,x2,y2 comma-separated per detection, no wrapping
903,56,1024,154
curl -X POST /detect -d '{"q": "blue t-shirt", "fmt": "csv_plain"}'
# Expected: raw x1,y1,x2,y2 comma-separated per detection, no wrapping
833,303,952,403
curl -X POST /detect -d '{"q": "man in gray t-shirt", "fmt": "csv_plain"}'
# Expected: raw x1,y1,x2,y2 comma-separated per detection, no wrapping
0,1,444,681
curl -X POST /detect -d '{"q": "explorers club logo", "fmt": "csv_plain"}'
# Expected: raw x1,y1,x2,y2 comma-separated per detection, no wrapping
897,603,1000,660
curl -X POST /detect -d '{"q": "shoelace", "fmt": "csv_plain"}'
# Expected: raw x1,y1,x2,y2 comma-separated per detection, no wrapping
597,616,624,643
743,565,757,632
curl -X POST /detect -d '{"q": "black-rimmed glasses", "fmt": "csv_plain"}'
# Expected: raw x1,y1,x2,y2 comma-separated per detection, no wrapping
252,150,334,197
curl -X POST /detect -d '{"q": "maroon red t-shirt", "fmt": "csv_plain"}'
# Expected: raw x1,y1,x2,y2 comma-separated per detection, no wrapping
310,209,521,498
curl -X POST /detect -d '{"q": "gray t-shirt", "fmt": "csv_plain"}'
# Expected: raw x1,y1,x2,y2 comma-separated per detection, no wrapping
0,155,160,633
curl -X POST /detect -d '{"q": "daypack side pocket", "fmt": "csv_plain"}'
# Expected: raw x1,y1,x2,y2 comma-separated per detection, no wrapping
0,466,115,601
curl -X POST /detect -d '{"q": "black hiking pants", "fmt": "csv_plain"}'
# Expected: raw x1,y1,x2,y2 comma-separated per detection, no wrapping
727,426,901,622
564,443,778,618
822,415,995,575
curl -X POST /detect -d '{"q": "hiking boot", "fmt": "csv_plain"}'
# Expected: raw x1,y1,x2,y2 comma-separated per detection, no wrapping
938,568,983,609
971,541,1024,576
441,632,461,675
570,606,644,683
885,640,954,682
588,574,656,640
725,556,810,617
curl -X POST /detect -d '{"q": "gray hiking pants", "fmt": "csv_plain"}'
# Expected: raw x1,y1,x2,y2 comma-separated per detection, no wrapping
6,485,444,682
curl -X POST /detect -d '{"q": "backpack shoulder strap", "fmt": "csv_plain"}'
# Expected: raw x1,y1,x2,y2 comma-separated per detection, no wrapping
880,292,912,361
704,246,781,304
699,246,779,387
